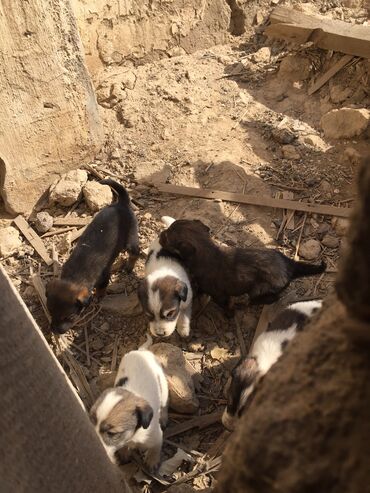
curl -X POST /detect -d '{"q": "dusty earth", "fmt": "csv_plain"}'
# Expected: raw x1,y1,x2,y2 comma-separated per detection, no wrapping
1,1,370,491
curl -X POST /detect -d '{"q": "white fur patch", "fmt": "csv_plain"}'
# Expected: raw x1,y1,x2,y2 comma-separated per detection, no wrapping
95,390,122,426
251,326,296,375
161,216,176,227
289,299,323,317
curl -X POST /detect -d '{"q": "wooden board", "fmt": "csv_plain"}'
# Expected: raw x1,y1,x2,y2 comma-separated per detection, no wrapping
308,55,353,95
13,216,53,265
155,183,352,218
53,217,91,227
265,6,370,59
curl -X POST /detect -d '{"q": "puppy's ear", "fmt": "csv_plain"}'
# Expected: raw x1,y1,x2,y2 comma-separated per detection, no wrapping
175,280,188,302
135,403,153,430
193,219,210,234
178,240,195,259
75,286,91,306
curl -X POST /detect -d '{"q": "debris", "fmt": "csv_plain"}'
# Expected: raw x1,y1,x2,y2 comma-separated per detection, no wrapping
299,239,321,260
210,346,229,362
265,6,370,59
282,144,300,160
83,181,113,212
279,55,312,81
151,343,199,414
53,217,91,227
100,292,143,317
0,226,22,257
159,448,193,477
272,127,295,144
308,55,353,95
155,184,352,218
343,147,362,165
34,212,53,234
321,108,369,139
70,226,87,243
164,411,222,439
322,234,340,249
13,216,52,265
121,70,136,90
165,485,196,493
332,217,350,236
329,82,353,104
49,169,88,206
250,47,271,64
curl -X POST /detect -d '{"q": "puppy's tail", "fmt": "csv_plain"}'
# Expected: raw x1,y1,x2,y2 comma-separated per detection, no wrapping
288,258,326,280
161,216,176,227
100,179,130,206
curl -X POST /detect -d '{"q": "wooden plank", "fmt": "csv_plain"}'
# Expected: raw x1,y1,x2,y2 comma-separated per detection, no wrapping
155,183,352,218
13,215,53,265
70,226,87,243
265,6,370,59
53,217,91,227
308,55,353,95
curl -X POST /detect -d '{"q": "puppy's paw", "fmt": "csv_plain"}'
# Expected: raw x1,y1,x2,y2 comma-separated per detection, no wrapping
177,323,190,338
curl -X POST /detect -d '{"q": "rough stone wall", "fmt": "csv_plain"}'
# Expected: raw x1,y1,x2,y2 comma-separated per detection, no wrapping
0,0,103,214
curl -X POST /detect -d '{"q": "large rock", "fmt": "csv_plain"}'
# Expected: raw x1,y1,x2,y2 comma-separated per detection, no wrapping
83,181,113,212
150,343,199,414
279,55,312,81
299,239,321,260
0,1,103,214
321,108,370,139
0,226,22,257
49,170,88,207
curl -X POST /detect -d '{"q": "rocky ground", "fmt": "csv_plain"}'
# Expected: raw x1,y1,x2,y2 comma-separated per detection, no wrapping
1,1,369,491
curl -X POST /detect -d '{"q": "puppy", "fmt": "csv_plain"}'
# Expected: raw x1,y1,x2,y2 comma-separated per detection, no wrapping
159,219,325,315
46,179,139,334
90,348,168,470
138,216,193,338
222,299,323,431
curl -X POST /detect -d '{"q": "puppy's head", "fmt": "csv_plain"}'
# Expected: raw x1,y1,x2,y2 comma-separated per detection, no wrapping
222,357,259,431
46,279,92,334
138,276,188,337
90,387,153,460
159,219,210,261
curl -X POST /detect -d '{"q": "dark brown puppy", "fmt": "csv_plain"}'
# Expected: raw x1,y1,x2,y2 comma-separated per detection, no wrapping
46,179,139,334
159,219,325,315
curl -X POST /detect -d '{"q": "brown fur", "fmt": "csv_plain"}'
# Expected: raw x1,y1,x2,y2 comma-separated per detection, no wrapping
138,276,186,321
159,220,324,315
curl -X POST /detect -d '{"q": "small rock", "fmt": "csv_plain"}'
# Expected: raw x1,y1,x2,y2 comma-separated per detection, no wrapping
250,47,271,64
83,181,113,212
101,292,143,317
150,343,199,414
321,108,370,139
344,147,361,165
49,169,88,206
329,83,352,104
317,222,330,235
302,134,328,151
210,346,229,362
318,179,333,197
299,239,321,260
282,144,300,160
279,55,312,81
34,211,53,234
0,226,22,257
111,148,121,160
120,70,136,90
331,217,349,236
322,234,339,249
167,46,187,58
272,127,296,144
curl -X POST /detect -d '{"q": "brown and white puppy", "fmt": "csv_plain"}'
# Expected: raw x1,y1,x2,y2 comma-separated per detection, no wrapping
90,348,168,470
138,216,193,338
46,179,139,334
222,299,323,431
159,219,325,316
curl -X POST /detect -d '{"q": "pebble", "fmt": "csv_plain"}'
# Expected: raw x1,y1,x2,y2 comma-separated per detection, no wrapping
34,211,53,234
322,234,339,249
299,239,321,260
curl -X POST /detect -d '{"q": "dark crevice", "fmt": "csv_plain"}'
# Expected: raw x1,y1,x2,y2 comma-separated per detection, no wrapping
226,0,246,36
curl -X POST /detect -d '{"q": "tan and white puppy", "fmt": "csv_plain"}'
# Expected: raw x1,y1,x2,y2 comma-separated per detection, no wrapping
90,348,169,470
222,299,323,431
138,216,193,338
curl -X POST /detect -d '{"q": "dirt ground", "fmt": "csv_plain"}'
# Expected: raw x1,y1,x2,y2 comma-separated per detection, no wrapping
1,1,370,491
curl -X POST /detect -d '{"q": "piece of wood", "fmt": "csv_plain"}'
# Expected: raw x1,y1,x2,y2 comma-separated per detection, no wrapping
14,216,53,265
30,273,51,323
53,217,91,227
265,6,370,59
164,411,222,439
155,184,352,218
70,226,87,243
42,226,77,238
308,54,354,95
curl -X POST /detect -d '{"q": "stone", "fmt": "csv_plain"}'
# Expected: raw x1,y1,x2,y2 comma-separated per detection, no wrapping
302,134,328,151
344,147,361,165
34,211,53,234
318,180,333,196
299,239,321,260
282,144,300,160
272,127,295,144
150,343,199,414
331,217,349,236
250,47,271,64
322,234,339,249
321,108,370,139
83,181,113,212
167,46,187,58
49,169,88,206
0,226,22,257
329,83,352,104
120,70,136,90
279,55,312,81
101,292,143,317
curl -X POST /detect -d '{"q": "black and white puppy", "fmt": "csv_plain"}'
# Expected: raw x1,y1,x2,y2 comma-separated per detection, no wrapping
90,348,168,470
138,216,193,338
222,299,323,431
